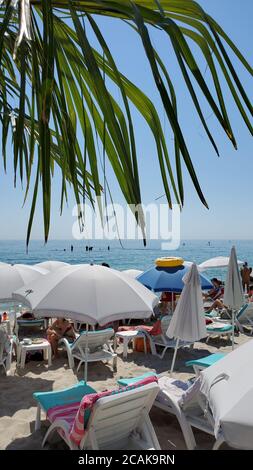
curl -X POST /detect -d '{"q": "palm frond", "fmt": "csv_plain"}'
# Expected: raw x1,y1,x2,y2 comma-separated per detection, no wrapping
0,0,252,243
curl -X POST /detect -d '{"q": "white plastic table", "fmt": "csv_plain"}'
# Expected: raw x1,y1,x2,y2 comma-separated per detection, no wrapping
115,330,147,359
17,339,52,369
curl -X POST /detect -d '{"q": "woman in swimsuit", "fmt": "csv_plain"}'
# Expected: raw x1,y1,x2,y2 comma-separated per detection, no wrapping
47,317,75,358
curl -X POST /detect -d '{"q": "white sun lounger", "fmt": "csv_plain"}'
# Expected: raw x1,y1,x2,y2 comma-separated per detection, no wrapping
143,316,193,359
117,374,223,449
235,303,253,333
34,380,160,450
154,376,218,449
59,328,117,372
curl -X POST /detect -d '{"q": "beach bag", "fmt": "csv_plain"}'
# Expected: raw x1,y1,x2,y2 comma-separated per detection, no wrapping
133,337,151,353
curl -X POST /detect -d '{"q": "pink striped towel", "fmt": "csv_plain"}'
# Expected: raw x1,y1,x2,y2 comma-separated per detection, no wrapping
69,375,158,445
47,401,80,439
46,375,158,446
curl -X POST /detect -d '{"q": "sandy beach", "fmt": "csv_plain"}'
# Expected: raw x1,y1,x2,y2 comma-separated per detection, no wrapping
0,332,250,450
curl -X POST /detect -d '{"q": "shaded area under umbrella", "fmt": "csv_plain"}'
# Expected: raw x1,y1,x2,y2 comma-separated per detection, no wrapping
13,264,158,381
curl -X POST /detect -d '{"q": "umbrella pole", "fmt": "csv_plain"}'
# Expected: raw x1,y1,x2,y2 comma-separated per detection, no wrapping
170,337,180,376
84,323,89,383
13,304,18,336
232,309,235,350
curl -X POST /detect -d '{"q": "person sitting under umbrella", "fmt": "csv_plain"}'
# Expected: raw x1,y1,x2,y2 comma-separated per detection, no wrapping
47,318,75,358
160,291,177,313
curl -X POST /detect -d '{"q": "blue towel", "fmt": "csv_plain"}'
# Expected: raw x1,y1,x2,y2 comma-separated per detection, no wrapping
186,352,225,368
117,371,156,387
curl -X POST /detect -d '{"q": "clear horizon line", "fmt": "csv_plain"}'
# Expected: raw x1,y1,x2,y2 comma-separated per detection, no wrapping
0,238,253,242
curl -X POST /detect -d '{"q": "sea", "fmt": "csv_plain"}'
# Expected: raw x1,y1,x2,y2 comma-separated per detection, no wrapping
0,239,253,281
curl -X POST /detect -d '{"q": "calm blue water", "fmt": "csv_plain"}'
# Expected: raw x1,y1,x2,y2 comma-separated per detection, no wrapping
0,239,253,280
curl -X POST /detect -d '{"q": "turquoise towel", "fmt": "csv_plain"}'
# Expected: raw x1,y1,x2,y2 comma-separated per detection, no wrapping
33,381,96,412
117,371,156,387
186,352,225,369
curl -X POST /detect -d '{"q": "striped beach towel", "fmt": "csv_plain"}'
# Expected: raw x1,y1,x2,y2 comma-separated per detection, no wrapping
47,401,80,439
46,375,157,446
69,374,158,445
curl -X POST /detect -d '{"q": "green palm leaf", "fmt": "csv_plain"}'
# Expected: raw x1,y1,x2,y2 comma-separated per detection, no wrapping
0,0,252,243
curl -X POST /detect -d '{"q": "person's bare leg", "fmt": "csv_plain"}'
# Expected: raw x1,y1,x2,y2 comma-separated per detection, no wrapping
205,299,223,313
48,333,59,358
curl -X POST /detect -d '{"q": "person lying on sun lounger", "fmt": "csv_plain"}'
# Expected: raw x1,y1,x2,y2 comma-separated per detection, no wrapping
203,278,223,301
204,299,234,321
204,298,227,314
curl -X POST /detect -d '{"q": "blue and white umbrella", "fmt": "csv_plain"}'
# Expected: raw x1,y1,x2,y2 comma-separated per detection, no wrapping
137,264,212,293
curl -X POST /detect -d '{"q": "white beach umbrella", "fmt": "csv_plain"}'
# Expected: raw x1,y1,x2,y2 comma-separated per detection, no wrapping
198,256,244,271
34,260,69,272
0,264,46,302
223,246,244,350
13,264,158,381
14,264,49,275
123,269,143,278
200,339,253,449
167,263,207,374
13,264,158,324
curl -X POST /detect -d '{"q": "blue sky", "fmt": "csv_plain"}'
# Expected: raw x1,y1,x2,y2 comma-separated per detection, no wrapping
0,0,253,241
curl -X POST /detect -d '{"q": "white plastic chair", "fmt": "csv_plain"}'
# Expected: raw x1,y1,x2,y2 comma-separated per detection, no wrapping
0,326,13,375
145,316,193,359
14,317,47,337
59,328,117,372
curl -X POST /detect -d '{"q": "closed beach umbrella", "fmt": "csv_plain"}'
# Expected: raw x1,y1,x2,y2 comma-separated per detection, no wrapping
123,269,143,278
34,260,69,272
13,264,158,325
137,264,212,292
200,339,253,449
223,246,244,349
167,263,207,374
0,264,46,302
183,261,194,268
198,256,244,271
